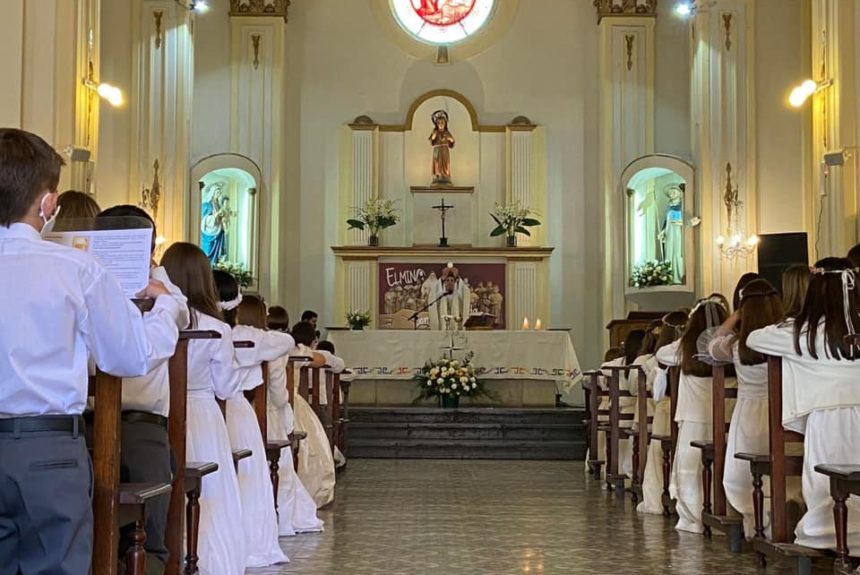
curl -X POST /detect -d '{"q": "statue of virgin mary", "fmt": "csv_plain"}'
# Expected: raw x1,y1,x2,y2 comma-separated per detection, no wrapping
200,182,231,264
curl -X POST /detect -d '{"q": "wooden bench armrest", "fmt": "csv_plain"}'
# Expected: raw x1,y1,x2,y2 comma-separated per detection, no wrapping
185,461,219,478
814,464,860,481
690,440,714,450
119,482,172,505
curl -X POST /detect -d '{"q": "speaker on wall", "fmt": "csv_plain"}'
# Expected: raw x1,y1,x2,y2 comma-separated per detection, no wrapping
757,232,809,293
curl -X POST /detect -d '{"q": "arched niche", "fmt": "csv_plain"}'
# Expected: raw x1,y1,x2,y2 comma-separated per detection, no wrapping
189,154,263,290
621,154,696,295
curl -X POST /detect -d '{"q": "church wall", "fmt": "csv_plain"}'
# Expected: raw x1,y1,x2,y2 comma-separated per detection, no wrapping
654,3,692,160
754,0,811,237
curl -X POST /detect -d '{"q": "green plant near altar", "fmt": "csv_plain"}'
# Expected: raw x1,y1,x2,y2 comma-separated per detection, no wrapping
214,258,253,288
346,198,399,246
630,260,673,288
345,310,371,330
489,202,541,245
413,352,489,407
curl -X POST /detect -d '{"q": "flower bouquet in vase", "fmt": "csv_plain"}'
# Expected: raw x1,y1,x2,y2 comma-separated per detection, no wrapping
489,203,541,247
347,198,399,247
346,310,371,331
413,352,488,408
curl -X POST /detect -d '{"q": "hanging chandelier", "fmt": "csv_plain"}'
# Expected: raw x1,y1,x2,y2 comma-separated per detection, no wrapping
715,162,758,259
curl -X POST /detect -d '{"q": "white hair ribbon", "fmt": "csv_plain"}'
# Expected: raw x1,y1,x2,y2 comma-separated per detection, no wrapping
219,293,243,311
812,267,857,357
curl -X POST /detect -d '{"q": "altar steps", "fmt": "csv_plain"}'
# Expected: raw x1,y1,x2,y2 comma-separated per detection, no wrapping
347,407,586,460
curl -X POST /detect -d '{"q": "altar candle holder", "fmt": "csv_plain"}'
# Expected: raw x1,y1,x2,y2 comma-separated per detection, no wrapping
522,317,530,330
535,318,542,331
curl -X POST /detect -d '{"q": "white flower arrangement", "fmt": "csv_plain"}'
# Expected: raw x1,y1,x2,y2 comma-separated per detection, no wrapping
413,352,484,399
631,260,673,288
346,198,399,238
489,202,541,239
345,310,371,330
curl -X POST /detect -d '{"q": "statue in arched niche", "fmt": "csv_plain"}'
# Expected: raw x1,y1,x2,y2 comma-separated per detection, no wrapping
200,182,233,264
430,110,455,185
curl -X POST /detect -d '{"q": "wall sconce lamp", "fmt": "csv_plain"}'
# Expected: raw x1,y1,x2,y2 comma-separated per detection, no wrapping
788,78,832,108
674,0,716,18
83,66,124,108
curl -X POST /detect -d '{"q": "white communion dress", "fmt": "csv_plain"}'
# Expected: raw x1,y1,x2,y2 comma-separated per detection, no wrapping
749,321,860,550
266,354,325,535
291,344,337,508
227,324,295,567
635,356,669,516
184,312,246,575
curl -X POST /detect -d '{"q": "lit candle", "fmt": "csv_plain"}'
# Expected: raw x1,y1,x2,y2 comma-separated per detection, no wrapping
535,318,542,330
522,317,530,330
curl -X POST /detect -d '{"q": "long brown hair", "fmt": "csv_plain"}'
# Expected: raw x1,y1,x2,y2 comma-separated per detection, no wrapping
781,264,811,319
655,310,688,350
732,273,760,311
680,298,729,376
623,329,646,365
638,319,662,356
237,294,268,329
160,242,222,325
735,279,784,365
793,257,860,360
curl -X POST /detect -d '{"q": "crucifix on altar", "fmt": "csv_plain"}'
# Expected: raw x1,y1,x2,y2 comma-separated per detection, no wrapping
432,198,454,248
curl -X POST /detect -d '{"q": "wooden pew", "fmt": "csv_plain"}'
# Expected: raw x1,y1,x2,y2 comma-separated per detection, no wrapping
689,363,742,549
326,368,341,455
736,356,830,572
604,365,644,498
814,465,860,573
244,360,291,509
650,365,680,517
164,330,221,575
582,370,607,477
286,356,312,471
338,371,352,458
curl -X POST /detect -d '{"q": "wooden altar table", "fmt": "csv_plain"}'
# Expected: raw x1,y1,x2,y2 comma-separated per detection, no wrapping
327,330,582,407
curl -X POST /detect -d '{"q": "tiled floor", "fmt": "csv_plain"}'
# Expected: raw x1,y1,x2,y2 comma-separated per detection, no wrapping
250,459,808,575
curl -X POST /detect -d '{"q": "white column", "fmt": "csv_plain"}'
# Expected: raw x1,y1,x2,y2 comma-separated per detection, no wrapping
507,126,535,246
512,262,537,330
597,8,656,326
348,124,379,245
230,13,286,299
347,260,372,316
129,0,194,247
690,0,756,295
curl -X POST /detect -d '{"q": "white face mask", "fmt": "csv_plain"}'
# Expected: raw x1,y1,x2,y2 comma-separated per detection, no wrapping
39,193,60,237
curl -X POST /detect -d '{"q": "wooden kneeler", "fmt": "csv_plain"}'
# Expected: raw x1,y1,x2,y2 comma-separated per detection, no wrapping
736,356,831,572
164,331,221,575
604,365,646,499
689,363,742,548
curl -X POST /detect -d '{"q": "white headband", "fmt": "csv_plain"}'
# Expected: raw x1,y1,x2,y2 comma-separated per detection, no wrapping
689,295,726,318
812,268,857,350
219,293,243,311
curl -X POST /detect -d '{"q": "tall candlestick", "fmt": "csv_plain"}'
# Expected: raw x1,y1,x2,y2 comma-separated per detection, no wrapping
535,318,542,330
522,317,530,330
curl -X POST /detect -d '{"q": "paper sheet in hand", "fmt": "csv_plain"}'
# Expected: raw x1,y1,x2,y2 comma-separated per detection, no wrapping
44,227,152,297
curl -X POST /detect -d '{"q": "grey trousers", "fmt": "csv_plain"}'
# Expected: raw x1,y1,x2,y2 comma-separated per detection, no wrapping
119,419,173,575
0,431,93,575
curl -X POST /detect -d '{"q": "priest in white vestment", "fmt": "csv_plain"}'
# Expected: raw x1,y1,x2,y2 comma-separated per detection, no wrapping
429,264,471,330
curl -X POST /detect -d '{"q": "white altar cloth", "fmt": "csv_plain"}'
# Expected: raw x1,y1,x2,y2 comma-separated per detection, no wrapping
327,330,582,392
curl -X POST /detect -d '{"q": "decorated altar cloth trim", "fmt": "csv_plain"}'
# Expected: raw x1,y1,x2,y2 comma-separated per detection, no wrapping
327,330,583,392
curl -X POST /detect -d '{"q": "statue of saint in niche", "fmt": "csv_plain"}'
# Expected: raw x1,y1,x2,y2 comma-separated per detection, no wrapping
200,182,234,264
430,110,455,185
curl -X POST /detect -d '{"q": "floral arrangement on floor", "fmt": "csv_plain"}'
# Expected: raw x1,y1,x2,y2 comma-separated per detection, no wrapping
346,198,399,244
214,258,253,288
630,260,673,288
346,310,372,330
413,352,487,401
489,203,541,243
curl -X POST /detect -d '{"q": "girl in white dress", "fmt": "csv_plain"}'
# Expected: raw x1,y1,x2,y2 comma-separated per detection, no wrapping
290,321,337,508
160,243,246,575
214,276,292,568
748,258,860,550
637,311,688,515
627,321,661,480
707,279,786,538
616,330,646,480
658,297,729,534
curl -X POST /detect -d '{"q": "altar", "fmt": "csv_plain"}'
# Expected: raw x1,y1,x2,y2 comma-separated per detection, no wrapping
328,329,582,407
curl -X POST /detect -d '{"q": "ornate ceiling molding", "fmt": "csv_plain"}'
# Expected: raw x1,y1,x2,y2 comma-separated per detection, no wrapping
229,0,290,22
594,0,657,23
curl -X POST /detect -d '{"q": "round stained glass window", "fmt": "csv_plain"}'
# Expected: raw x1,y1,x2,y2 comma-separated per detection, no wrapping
391,0,495,45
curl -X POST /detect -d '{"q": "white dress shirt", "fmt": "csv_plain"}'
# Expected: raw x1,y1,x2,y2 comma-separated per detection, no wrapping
120,266,190,417
232,325,295,392
0,223,181,417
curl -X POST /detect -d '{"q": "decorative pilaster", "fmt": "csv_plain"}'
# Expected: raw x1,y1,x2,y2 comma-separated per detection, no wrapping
230,11,286,298
810,0,859,256
512,262,537,328
597,6,655,326
506,117,541,247
347,116,379,246
690,0,756,296
129,1,194,247
347,261,372,315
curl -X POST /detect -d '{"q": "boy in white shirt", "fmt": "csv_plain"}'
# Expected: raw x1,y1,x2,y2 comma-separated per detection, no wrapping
0,129,181,575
